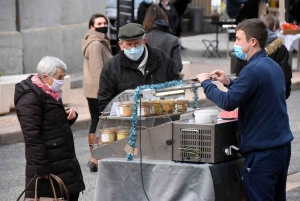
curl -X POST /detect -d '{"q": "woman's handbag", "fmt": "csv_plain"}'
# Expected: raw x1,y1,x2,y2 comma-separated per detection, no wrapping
16,174,69,201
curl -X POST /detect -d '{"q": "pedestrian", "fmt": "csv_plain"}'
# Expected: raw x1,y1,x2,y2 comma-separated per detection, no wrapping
158,0,179,36
143,4,182,72
137,0,153,25
14,56,85,201
98,23,181,113
82,13,112,172
197,19,293,200
226,0,247,19
233,14,292,99
173,0,192,49
235,0,260,24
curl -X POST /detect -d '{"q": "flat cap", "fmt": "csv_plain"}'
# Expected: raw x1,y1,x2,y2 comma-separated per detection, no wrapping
118,23,145,40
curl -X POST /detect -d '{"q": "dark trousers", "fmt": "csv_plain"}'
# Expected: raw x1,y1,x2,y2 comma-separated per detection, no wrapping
69,192,80,201
242,143,291,201
86,98,100,133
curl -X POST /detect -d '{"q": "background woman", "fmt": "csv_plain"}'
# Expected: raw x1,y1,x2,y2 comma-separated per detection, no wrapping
14,56,85,201
143,5,182,72
82,13,112,172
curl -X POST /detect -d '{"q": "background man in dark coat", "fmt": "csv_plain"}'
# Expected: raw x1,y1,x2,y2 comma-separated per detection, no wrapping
97,23,180,113
137,0,153,24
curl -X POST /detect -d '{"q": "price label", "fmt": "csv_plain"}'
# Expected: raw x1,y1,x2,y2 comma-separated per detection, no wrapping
102,134,109,142
138,107,144,116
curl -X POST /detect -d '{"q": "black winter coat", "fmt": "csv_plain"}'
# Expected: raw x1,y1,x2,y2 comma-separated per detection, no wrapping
146,20,182,72
98,44,181,112
137,2,153,24
233,38,292,99
159,2,179,35
14,75,85,198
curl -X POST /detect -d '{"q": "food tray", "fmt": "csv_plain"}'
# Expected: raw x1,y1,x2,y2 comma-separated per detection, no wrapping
282,29,300,35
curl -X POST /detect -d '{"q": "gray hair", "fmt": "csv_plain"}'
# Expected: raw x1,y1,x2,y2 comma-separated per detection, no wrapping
37,56,67,78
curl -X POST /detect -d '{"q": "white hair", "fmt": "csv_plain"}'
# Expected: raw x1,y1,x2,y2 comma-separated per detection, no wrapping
37,56,67,78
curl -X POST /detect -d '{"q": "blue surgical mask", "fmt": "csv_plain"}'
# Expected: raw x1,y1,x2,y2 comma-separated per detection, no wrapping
145,0,152,4
124,45,144,61
233,39,253,60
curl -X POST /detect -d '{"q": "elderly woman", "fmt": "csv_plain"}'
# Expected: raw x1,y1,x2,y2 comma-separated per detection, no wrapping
82,13,112,172
143,5,182,72
14,56,85,201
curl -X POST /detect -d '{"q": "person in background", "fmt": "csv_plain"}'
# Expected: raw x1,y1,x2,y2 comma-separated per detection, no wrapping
197,19,293,200
98,23,181,113
226,0,247,19
143,5,182,72
235,0,260,24
82,13,112,172
137,0,153,25
233,14,292,99
14,56,85,201
158,0,179,36
173,0,192,49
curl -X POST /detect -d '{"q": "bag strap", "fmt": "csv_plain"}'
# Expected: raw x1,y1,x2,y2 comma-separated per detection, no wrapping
16,175,69,201
50,174,69,201
34,177,57,201
16,176,37,201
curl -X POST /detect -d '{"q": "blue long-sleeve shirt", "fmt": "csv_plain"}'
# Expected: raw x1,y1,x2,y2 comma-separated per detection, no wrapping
201,50,293,155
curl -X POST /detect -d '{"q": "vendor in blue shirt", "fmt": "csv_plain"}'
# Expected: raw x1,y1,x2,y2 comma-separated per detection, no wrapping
197,19,293,201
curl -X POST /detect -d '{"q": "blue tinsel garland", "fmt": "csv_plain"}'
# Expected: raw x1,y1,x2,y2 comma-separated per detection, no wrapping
190,87,199,109
126,80,182,161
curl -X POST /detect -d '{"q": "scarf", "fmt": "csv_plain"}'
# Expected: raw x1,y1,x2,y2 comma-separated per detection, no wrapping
31,74,60,101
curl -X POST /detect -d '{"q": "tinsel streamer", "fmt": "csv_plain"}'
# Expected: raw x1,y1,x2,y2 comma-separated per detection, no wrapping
190,87,199,109
126,80,182,160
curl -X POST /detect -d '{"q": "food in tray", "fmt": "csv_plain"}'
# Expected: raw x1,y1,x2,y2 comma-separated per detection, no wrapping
116,129,130,140
101,129,116,145
120,101,133,117
176,99,189,112
219,109,238,119
151,100,163,115
137,100,151,117
161,99,175,114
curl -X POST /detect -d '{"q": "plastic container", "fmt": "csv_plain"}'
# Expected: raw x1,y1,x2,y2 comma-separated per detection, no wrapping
120,101,133,117
150,100,163,115
176,100,189,112
137,101,151,117
116,129,130,140
101,129,116,145
194,109,219,124
161,99,175,114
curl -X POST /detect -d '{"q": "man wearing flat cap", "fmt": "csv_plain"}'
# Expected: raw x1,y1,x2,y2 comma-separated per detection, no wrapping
98,23,181,112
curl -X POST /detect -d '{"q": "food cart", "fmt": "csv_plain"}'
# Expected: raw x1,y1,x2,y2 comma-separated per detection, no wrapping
92,79,244,201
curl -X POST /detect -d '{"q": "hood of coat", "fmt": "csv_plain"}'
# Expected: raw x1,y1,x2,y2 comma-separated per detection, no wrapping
266,29,278,46
14,75,53,106
151,19,172,34
82,29,111,56
265,38,284,56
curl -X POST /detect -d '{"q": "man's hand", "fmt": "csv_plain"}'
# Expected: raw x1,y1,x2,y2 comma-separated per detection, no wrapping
210,70,230,85
197,73,211,83
66,108,76,120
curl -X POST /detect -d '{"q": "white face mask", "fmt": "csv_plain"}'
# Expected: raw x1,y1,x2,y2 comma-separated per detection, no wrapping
46,75,64,92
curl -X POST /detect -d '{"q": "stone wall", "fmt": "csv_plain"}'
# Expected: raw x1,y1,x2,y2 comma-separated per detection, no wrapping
0,0,105,83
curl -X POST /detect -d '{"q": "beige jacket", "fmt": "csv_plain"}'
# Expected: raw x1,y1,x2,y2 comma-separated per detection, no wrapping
82,30,112,98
